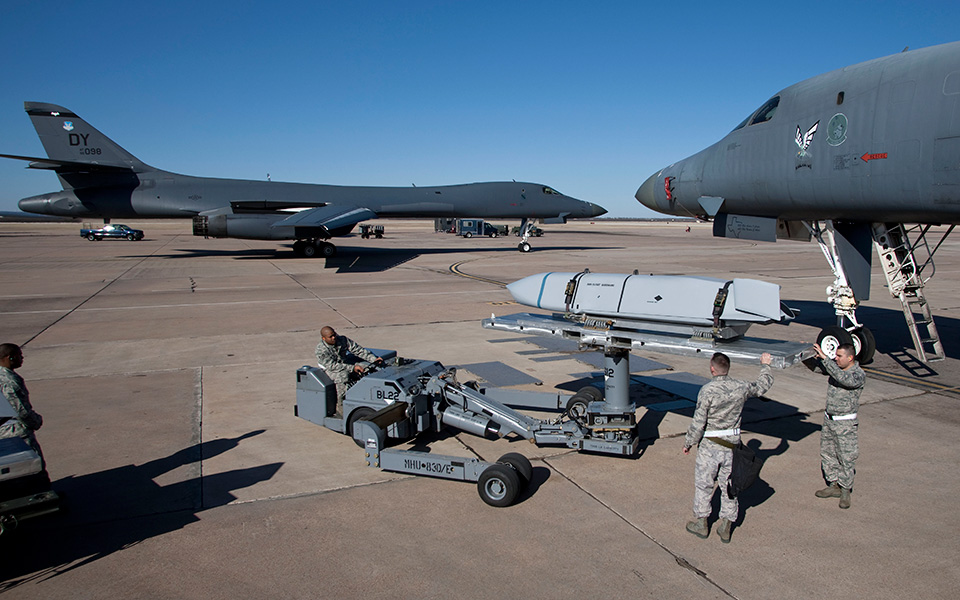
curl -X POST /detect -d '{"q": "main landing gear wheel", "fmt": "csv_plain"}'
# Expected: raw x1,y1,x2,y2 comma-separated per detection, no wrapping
297,241,337,258
319,242,337,258
518,241,531,253
477,463,521,507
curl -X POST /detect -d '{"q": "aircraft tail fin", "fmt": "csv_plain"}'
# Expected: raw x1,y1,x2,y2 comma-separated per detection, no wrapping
24,102,151,172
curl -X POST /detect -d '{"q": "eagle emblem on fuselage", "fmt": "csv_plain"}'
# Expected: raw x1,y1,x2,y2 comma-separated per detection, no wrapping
795,120,819,157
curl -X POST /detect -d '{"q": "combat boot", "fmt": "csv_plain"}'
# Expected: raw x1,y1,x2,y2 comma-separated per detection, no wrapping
839,487,851,509
685,517,709,539
716,518,733,543
815,482,842,498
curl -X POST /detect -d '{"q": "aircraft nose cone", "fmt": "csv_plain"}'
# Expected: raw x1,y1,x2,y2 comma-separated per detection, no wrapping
587,202,606,217
635,171,660,212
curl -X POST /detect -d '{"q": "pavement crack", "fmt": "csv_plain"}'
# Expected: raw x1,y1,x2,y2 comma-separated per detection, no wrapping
543,456,739,599
266,261,359,327
22,234,183,347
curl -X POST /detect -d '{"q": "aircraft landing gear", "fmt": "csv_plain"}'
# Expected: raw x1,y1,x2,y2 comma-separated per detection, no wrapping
803,220,877,364
516,218,536,253
816,324,876,364
294,239,337,258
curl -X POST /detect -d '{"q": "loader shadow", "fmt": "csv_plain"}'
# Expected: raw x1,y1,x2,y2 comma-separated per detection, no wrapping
0,430,280,590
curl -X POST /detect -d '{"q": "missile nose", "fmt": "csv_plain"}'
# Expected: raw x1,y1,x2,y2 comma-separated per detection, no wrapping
635,171,660,212
506,275,544,308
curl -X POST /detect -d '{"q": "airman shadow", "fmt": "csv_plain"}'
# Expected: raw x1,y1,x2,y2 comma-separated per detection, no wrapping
0,430,281,590
701,437,793,531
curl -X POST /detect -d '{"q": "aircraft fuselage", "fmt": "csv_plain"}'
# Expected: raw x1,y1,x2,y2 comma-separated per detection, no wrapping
636,41,960,223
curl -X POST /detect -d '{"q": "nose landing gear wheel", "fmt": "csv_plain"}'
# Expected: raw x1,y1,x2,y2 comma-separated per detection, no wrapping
518,241,531,253
816,326,854,359
851,327,876,364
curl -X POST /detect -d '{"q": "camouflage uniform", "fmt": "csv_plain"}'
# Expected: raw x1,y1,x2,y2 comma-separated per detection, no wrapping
685,365,773,520
315,335,378,414
0,365,44,464
815,358,864,490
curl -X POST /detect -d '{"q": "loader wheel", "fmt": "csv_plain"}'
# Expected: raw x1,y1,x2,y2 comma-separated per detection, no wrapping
346,407,376,447
576,386,603,403
497,453,533,491
566,394,590,425
478,464,520,507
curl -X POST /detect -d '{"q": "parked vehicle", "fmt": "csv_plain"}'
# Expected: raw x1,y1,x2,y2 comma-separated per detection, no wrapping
359,224,384,239
80,224,144,241
457,219,501,238
511,225,543,237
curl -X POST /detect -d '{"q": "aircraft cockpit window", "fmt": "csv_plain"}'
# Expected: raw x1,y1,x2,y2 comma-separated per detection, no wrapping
731,114,752,132
542,186,560,195
749,96,780,125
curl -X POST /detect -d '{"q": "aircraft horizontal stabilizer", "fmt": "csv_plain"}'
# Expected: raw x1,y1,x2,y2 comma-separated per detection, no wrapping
0,153,135,173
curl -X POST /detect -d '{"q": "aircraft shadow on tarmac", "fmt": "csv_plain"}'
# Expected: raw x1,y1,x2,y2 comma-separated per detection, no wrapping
783,299,960,369
0,431,280,589
144,244,612,273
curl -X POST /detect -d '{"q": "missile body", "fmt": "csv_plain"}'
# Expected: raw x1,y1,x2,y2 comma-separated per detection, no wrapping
506,272,790,337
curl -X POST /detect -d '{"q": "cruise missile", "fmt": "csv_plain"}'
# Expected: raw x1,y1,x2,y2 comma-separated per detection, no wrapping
506,271,794,340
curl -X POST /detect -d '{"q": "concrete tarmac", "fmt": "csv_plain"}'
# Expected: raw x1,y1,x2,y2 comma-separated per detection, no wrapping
1,219,958,598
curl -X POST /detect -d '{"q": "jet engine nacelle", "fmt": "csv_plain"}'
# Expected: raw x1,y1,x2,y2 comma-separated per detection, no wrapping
193,207,293,240
192,207,358,240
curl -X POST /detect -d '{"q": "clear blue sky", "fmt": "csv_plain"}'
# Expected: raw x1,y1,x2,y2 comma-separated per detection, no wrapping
1,0,958,217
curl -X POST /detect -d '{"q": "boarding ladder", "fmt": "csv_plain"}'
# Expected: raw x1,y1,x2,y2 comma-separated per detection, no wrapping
872,223,945,362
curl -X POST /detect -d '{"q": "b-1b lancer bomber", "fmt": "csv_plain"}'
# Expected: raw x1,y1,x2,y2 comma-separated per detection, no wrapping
636,41,960,362
2,102,605,256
